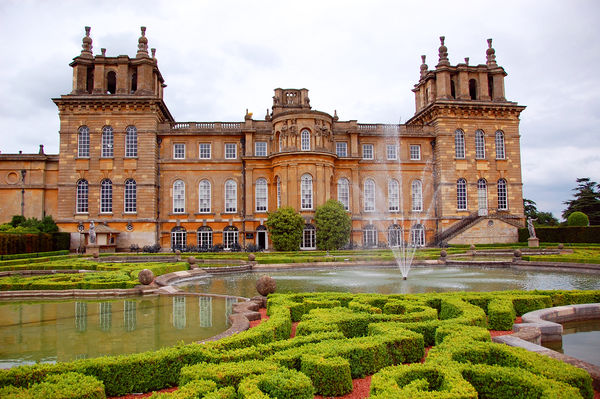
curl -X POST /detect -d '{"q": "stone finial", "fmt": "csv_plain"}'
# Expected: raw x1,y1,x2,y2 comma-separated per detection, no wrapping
81,26,93,58
437,36,449,67
151,48,156,58
464,57,469,66
265,108,271,121
486,38,497,67
38,144,44,155
101,48,106,57
333,109,339,121
137,26,149,57
420,55,428,78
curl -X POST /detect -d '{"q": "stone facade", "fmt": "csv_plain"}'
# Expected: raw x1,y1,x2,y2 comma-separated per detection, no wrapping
0,29,526,250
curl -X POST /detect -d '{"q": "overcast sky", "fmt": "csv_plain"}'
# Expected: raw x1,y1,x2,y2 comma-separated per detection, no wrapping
1,0,598,220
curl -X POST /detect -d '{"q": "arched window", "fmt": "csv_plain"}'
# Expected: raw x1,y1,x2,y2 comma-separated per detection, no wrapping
278,134,283,152
388,224,402,247
411,180,423,212
198,179,211,213
469,79,477,100
223,225,239,249
301,224,316,250
225,179,237,213
107,71,117,94
475,130,485,159
455,129,465,159
363,224,377,247
457,178,467,210
100,179,113,213
78,126,90,158
364,179,375,212
388,179,399,212
495,130,505,159
173,180,185,213
410,224,425,247
102,126,114,158
477,179,488,215
337,178,350,211
125,126,138,158
197,226,213,249
255,178,268,212
76,179,88,213
276,176,281,208
497,179,508,210
301,129,310,151
124,179,136,213
301,174,313,210
171,226,186,250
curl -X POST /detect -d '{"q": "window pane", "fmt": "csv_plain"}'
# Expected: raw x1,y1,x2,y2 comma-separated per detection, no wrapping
100,179,112,213
388,180,399,212
497,179,508,210
199,143,211,159
102,126,114,157
301,174,313,210
495,131,505,159
387,145,398,160
475,130,485,159
338,178,349,211
225,180,237,212
77,180,88,213
174,143,185,159
255,142,267,156
199,180,211,213
411,180,423,211
336,142,347,157
301,130,310,151
410,145,421,160
173,180,185,213
125,179,137,213
276,177,281,208
457,179,467,210
125,126,137,157
455,129,465,159
362,144,373,159
225,143,236,159
78,126,90,158
255,178,268,212
364,179,375,212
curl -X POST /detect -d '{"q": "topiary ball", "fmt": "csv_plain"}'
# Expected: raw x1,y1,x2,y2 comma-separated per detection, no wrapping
138,269,155,285
256,275,276,296
567,211,589,227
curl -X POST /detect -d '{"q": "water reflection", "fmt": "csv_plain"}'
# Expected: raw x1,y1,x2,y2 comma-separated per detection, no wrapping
0,295,237,368
542,319,600,367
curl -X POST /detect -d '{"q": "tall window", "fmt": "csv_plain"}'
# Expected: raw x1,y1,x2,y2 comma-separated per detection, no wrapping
388,225,402,247
410,224,425,247
125,126,137,157
495,130,505,159
278,135,283,152
78,126,90,158
336,142,348,157
497,179,508,210
301,174,313,210
410,145,421,160
255,141,267,156
475,130,485,159
171,227,186,250
173,180,185,213
173,143,185,159
124,179,137,213
102,126,114,157
457,178,467,210
388,179,399,212
276,176,281,208
364,179,375,212
76,179,88,213
100,179,113,213
455,129,465,159
225,143,237,159
363,225,377,247
255,178,268,212
197,226,213,249
478,179,488,215
411,180,423,212
223,226,239,249
362,144,374,160
199,143,211,159
337,178,350,211
301,224,316,249
198,179,211,213
387,144,398,160
301,129,311,151
225,179,237,213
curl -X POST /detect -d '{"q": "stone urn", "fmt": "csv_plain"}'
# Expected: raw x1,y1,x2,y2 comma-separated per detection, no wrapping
256,275,276,296
138,269,155,285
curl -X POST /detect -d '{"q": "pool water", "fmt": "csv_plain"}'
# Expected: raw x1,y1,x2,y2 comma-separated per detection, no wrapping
0,295,237,368
542,319,600,367
177,265,600,297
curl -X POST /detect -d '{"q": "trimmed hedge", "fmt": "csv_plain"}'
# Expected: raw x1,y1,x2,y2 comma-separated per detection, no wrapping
518,226,600,243
237,369,313,399
300,355,352,396
0,232,70,255
0,372,105,399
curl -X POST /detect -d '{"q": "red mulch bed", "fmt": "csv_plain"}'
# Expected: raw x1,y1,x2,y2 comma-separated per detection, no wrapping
109,314,600,399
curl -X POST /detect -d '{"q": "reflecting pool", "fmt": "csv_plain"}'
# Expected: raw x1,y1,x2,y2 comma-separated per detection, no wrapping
542,319,600,367
177,266,600,297
0,295,238,368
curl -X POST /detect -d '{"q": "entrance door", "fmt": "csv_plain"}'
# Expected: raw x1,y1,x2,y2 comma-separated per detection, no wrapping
256,225,267,250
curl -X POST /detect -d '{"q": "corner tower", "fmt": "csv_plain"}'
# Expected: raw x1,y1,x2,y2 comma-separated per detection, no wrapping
407,37,526,244
53,27,174,249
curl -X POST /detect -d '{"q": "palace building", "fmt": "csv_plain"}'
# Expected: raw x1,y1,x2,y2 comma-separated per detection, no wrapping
0,27,525,251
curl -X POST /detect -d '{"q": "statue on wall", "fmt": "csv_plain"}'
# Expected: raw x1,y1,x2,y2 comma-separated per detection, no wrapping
526,217,537,239
89,220,96,244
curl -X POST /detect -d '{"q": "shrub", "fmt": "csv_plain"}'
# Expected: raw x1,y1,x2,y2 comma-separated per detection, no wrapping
300,355,352,396
265,207,304,251
0,372,105,399
568,211,590,226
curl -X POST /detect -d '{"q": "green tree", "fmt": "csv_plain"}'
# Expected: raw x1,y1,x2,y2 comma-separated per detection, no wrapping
562,178,600,225
567,211,589,226
314,200,351,250
265,207,304,251
522,199,558,226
